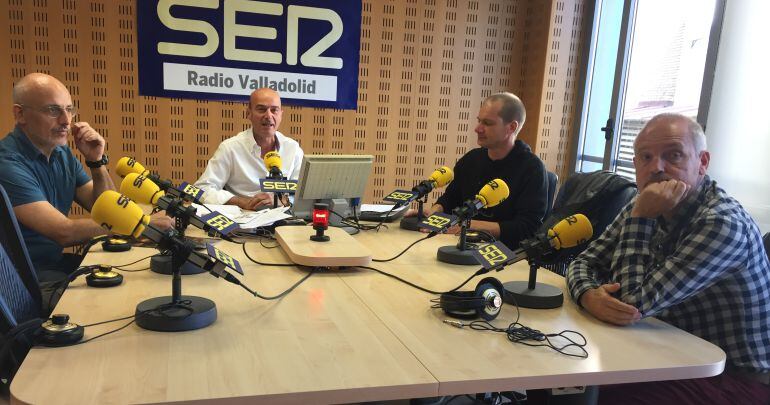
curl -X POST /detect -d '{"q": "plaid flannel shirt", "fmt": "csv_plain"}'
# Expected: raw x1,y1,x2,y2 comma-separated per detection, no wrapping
567,176,770,373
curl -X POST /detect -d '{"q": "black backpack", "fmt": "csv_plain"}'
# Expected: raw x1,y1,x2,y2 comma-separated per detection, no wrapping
536,171,637,273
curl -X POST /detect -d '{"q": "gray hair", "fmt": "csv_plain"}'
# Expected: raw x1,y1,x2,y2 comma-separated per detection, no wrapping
639,113,707,153
483,92,526,127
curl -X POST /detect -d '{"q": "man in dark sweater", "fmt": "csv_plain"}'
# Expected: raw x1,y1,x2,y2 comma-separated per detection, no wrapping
408,92,548,249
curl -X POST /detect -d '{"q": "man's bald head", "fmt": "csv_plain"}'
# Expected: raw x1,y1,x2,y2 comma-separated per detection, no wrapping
13,73,70,106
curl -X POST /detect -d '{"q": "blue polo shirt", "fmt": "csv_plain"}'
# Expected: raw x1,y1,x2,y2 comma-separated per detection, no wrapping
0,126,90,272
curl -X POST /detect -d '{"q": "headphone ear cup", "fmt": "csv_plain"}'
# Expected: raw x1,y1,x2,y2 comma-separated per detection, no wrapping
37,314,84,347
439,291,481,319
85,266,124,288
474,277,504,321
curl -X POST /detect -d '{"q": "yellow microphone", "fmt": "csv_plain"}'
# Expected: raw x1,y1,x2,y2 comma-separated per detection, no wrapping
120,173,165,205
398,166,455,206
427,166,454,188
264,151,282,177
115,157,149,178
449,179,510,226
91,191,149,238
547,213,593,250
475,178,510,209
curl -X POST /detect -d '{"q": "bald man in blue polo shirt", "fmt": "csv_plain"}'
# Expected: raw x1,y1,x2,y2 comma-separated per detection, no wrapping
0,73,171,282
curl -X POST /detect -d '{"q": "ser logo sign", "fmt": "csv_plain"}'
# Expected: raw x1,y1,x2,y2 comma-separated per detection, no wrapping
383,190,416,204
178,181,205,203
201,211,239,236
137,0,362,109
206,244,244,275
260,179,298,193
472,241,516,271
417,213,454,232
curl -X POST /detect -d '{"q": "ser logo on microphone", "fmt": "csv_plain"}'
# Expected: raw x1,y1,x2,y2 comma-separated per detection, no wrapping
116,194,131,208
133,175,147,188
206,244,244,275
205,214,236,232
201,211,239,236
417,213,454,232
383,190,414,203
472,241,517,271
478,244,508,266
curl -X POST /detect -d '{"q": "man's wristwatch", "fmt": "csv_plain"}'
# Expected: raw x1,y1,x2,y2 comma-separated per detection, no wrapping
85,154,109,168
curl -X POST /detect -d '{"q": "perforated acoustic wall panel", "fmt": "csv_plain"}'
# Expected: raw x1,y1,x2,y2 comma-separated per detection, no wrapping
0,0,589,215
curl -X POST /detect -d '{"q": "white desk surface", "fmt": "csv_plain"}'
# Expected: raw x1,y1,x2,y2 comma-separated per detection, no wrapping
11,227,725,404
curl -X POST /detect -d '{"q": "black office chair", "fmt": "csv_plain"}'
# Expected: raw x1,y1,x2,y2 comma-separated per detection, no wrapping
536,170,637,275
763,232,769,261
544,171,558,220
0,184,42,307
0,242,44,395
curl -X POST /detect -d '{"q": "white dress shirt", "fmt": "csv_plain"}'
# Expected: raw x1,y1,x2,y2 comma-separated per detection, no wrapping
194,129,304,205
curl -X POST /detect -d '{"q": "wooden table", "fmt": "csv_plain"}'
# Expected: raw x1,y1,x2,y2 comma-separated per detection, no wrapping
10,226,725,404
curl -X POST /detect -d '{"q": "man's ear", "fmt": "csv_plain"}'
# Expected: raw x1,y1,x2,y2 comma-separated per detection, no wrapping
699,150,710,175
13,104,25,124
507,120,520,137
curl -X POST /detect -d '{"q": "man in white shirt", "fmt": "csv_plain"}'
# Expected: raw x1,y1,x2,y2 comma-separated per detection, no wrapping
195,88,304,210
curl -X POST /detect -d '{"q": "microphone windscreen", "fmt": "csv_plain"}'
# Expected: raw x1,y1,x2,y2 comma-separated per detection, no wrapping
476,178,509,208
428,166,454,188
120,173,164,205
264,151,282,171
115,157,147,178
91,190,149,238
547,213,593,250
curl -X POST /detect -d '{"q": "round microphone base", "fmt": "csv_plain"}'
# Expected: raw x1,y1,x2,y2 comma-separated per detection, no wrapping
399,216,421,232
502,281,563,309
437,245,481,265
151,254,207,275
135,295,217,332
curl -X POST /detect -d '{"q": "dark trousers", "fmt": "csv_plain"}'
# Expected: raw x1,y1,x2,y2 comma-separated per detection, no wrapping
598,373,770,405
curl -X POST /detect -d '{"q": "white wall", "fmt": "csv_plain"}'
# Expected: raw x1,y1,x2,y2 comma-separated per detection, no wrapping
705,0,770,233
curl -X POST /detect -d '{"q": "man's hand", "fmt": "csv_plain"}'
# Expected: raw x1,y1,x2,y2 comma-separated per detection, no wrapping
579,283,641,326
230,193,273,210
72,122,105,162
149,212,174,230
631,180,688,218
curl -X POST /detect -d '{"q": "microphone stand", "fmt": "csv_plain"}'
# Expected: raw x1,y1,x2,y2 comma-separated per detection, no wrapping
502,236,564,309
136,226,217,331
150,197,208,275
399,195,427,231
436,217,480,265
268,171,284,209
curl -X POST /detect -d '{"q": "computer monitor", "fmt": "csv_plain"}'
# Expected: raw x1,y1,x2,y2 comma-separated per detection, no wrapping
292,154,374,225
295,154,374,200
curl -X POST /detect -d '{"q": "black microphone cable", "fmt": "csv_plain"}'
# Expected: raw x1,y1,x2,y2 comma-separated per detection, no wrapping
355,265,488,295
442,295,589,359
372,232,436,262
241,243,298,267
212,266,318,300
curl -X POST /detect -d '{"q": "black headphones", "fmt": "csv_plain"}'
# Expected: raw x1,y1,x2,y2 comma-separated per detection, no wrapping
37,314,84,346
84,265,124,288
434,277,505,321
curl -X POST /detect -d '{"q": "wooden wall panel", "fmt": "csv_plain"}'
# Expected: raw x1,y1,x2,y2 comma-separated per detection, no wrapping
0,0,590,214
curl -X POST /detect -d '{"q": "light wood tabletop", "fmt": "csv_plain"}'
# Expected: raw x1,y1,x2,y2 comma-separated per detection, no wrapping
10,225,726,404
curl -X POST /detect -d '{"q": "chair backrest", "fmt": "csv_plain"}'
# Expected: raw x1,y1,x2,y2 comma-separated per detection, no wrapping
0,184,41,305
763,232,769,262
537,170,638,274
544,171,558,220
0,243,40,332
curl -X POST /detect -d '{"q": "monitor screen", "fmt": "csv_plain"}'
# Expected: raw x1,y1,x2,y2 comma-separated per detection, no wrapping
295,154,374,201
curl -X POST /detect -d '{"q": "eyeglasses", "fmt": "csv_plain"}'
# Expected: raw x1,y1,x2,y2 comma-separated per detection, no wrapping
17,104,78,118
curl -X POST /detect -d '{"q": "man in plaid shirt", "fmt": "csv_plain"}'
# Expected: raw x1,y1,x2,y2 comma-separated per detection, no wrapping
566,113,770,404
